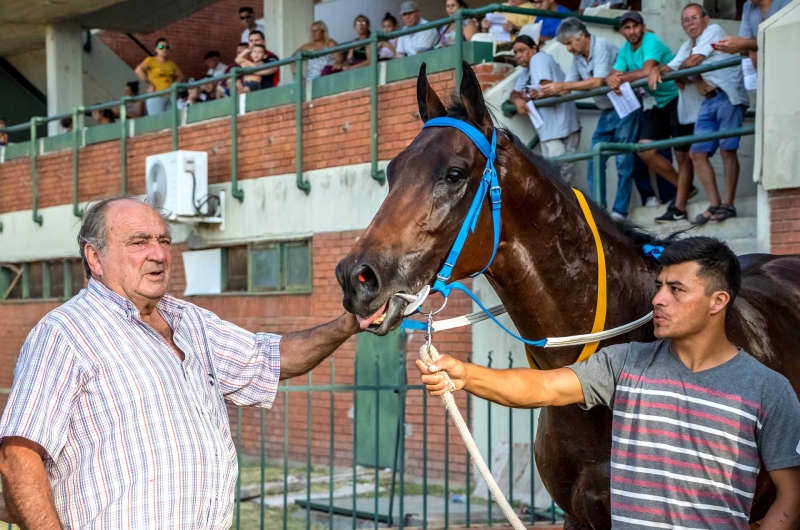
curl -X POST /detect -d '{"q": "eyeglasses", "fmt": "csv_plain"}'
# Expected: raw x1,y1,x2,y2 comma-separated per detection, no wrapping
240,14,252,20
681,14,703,24
156,44,169,50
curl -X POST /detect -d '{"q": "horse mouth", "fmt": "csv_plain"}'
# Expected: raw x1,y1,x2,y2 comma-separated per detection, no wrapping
357,295,408,335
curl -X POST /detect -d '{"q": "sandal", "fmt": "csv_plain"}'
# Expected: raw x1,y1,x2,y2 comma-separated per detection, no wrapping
692,206,720,226
711,204,737,222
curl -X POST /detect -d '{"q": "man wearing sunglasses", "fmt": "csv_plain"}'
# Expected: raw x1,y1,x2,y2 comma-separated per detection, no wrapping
134,38,185,116
239,6,265,47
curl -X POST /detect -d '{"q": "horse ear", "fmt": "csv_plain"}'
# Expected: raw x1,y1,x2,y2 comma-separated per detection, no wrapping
459,61,491,131
417,63,446,123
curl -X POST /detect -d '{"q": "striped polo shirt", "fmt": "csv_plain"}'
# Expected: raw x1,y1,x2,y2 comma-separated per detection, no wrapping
569,340,800,529
0,279,281,529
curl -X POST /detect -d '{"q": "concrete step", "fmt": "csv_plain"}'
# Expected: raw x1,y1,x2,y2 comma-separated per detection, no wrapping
726,237,759,256
639,216,756,241
628,195,757,226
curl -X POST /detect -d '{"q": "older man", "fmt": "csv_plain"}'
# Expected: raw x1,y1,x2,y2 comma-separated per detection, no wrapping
649,4,749,225
0,197,360,529
510,34,581,186
395,1,440,57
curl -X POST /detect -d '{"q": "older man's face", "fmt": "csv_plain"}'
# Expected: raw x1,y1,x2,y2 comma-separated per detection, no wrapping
93,200,172,307
681,6,709,39
402,10,420,27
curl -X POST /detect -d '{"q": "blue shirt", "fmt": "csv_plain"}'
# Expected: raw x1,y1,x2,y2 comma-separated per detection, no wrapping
739,0,792,38
540,5,571,39
613,31,679,108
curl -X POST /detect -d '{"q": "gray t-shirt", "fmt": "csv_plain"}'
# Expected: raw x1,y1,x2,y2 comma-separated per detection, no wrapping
565,35,618,110
739,0,793,38
568,340,800,529
513,52,581,142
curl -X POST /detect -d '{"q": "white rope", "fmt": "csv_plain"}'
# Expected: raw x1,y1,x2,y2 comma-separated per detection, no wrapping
424,305,653,348
420,344,527,530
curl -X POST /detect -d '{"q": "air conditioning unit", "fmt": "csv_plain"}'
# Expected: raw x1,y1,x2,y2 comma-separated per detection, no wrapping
145,150,209,219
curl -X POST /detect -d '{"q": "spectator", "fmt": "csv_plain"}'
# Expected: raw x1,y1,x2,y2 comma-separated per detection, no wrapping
0,117,8,146
579,0,626,10
295,21,343,79
204,50,227,78
177,82,206,109
239,6,265,45
605,12,689,217
542,18,639,220
201,81,218,101
379,13,399,60
91,109,116,125
238,31,281,88
235,45,278,93
530,0,571,42
113,81,144,119
649,4,749,224
482,0,537,44
715,0,791,68
510,35,582,186
340,15,372,71
218,43,250,97
440,0,478,46
395,1,440,57
60,117,73,133
134,38,185,116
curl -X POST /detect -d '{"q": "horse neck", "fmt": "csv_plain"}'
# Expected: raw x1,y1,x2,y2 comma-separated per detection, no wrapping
483,154,657,370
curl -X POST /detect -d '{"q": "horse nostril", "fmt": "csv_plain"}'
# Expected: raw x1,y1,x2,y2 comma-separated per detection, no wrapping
352,264,381,294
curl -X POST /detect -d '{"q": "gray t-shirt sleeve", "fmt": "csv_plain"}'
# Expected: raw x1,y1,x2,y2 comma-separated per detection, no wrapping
739,3,755,38
758,382,800,471
513,67,529,92
567,343,630,409
592,40,615,79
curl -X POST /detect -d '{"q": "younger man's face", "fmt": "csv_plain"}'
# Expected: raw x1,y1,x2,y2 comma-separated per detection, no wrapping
651,262,728,340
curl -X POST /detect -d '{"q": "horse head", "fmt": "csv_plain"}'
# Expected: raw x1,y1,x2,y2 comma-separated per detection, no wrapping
336,62,536,335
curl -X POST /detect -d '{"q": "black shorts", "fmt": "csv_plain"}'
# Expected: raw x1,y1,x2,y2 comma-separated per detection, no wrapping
638,97,694,153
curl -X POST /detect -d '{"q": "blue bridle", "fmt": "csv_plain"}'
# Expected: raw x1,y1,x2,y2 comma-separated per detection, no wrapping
400,117,551,345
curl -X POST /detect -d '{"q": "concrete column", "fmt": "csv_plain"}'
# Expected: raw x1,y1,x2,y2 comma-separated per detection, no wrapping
263,0,314,83
45,21,83,136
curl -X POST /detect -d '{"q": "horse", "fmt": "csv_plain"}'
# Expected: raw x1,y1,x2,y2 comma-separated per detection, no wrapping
335,62,800,529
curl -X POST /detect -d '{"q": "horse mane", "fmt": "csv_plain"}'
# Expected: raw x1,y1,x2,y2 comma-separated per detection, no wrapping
445,97,680,265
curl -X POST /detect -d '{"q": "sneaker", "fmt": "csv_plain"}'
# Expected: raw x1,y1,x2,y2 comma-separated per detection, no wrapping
645,196,661,207
655,205,687,223
667,186,699,208
610,212,626,221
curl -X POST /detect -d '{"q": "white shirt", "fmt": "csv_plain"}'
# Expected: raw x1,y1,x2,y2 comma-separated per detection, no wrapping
241,21,266,45
514,52,581,142
206,61,228,79
668,24,750,108
395,19,440,56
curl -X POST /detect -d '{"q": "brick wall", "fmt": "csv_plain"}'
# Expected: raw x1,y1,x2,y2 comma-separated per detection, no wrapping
769,188,800,254
98,0,264,82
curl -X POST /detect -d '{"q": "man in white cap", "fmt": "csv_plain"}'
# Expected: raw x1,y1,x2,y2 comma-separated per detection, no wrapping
395,1,440,57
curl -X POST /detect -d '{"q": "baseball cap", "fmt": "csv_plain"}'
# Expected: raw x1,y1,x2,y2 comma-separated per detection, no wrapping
619,11,644,25
399,1,418,14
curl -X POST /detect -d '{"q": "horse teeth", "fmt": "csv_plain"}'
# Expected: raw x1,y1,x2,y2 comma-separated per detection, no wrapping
374,313,387,325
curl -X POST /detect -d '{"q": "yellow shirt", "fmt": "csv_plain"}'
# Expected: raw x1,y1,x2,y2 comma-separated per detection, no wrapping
505,1,538,41
143,56,179,92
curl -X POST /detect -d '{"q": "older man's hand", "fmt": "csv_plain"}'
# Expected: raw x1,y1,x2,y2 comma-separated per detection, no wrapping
539,82,563,97
714,36,745,54
0,494,15,524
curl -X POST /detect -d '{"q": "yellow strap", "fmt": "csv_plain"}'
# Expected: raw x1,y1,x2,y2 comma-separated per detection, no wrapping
572,188,607,362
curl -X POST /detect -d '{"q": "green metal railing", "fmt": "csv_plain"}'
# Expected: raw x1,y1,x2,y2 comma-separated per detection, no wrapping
0,5,619,227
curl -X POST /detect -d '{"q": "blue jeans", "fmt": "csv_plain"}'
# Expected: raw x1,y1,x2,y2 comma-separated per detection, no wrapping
587,109,639,215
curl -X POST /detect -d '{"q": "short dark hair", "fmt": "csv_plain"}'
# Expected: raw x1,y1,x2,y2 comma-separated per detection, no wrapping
0,116,7,125
238,42,249,47
252,44,266,52
204,50,221,60
125,80,140,94
249,30,264,40
514,35,537,49
658,236,741,307
60,116,73,129
155,37,168,46
239,6,254,14
682,3,709,16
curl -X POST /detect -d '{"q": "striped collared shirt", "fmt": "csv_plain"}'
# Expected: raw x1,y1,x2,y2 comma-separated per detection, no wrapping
0,279,281,529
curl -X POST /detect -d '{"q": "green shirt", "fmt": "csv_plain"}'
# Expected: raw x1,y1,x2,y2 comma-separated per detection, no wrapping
613,32,679,108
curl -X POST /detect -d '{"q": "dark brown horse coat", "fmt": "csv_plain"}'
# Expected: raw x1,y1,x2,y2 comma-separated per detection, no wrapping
336,63,800,529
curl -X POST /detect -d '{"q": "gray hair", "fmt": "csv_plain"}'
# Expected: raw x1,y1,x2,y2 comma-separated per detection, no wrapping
77,196,169,279
556,17,590,43
682,3,709,16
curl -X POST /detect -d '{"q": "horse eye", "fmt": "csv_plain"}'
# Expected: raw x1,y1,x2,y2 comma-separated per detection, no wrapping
444,168,466,183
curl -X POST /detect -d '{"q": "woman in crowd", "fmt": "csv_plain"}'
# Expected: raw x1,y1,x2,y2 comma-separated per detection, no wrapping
378,13,399,60
340,15,372,70
439,0,478,46
134,38,185,115
113,81,145,119
295,21,343,79
91,108,116,125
